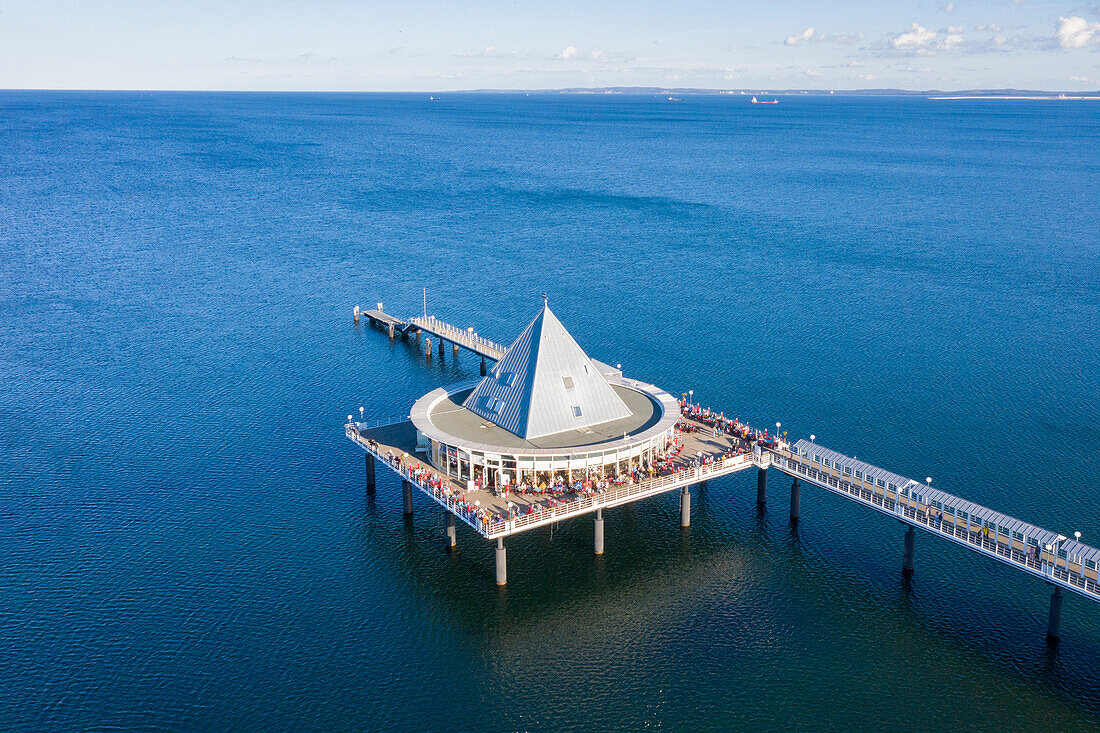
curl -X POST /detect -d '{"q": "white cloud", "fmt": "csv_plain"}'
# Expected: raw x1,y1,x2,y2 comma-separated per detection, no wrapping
975,24,1002,32
893,23,937,49
560,46,580,60
804,69,822,77
944,2,955,12
785,27,864,46
858,73,879,80
785,27,816,45
1071,75,1089,82
1056,16,1100,48
946,26,964,34
455,46,517,58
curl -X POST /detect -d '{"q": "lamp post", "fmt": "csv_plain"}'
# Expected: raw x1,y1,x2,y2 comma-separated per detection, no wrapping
810,434,815,443
776,422,781,442
688,390,693,407
359,407,364,423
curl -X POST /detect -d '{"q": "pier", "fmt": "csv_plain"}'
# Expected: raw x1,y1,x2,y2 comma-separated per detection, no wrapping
347,300,1099,640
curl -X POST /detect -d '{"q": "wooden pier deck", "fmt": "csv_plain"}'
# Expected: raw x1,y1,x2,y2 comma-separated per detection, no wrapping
348,414,753,538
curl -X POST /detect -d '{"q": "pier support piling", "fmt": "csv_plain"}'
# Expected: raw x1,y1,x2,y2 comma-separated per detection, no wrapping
903,526,916,575
495,538,507,586
353,305,360,324
594,508,604,555
790,478,801,522
438,340,445,359
402,479,413,517
388,323,395,339
1047,586,1064,641
757,468,767,506
480,356,487,376
426,338,433,358
444,512,456,553
680,485,691,527
366,454,376,495
453,343,459,356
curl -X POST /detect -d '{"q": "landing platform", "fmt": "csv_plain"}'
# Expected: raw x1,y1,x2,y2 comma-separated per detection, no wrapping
350,414,753,537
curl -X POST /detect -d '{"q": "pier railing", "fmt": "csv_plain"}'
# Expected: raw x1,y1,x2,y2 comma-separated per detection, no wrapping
348,419,752,538
486,452,754,538
410,315,507,360
769,451,1100,602
347,422,496,535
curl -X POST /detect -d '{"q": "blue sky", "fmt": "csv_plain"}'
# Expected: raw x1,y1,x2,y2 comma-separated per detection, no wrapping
2,1,1099,90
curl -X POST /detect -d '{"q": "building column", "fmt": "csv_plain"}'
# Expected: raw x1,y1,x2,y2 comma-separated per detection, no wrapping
1047,586,1064,641
903,526,916,575
481,356,487,376
445,512,456,553
757,468,767,506
790,478,800,521
495,537,507,586
680,485,691,527
366,454,376,495
402,479,413,517
594,508,605,555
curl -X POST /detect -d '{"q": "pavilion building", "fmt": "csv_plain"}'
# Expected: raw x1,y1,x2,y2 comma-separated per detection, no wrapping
409,302,680,491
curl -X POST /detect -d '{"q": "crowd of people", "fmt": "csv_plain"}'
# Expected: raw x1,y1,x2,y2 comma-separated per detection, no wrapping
370,400,766,533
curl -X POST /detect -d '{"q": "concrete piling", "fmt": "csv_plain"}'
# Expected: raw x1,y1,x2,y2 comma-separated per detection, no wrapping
388,323,395,339
594,508,605,554
757,468,767,506
1047,586,1064,641
445,512,456,553
426,337,433,357
790,478,801,521
480,356,487,376
903,526,916,574
366,454,376,495
453,343,459,356
353,305,360,324
680,485,691,527
402,479,413,517
495,538,507,586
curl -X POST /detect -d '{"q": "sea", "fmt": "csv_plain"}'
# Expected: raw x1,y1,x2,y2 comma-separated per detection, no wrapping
2,91,1099,730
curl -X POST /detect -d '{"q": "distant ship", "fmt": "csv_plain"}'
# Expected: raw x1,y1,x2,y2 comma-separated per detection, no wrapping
667,96,683,102
750,96,779,104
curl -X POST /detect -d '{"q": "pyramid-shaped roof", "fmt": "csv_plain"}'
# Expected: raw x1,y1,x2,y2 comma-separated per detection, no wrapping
462,302,632,440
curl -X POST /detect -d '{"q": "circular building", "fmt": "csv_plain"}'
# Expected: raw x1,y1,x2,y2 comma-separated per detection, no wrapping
410,303,680,492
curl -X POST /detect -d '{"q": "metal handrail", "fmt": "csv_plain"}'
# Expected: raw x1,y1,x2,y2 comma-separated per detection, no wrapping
771,452,1100,601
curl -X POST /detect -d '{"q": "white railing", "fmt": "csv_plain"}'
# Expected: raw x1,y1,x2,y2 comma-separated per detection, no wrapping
346,424,495,535
411,316,507,357
490,453,754,538
769,451,1100,602
349,415,410,432
348,418,752,538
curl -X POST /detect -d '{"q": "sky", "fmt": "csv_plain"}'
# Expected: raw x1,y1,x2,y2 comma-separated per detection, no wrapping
2,0,1099,91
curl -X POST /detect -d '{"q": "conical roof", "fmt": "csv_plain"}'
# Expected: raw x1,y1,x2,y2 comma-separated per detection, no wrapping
462,303,632,440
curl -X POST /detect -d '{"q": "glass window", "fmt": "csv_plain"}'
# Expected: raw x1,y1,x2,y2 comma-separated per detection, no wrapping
1057,549,1067,560
1013,531,1024,541
855,470,862,479
499,372,516,386
1086,560,1096,570
843,466,851,476
571,405,583,418
563,376,575,389
876,478,886,487
888,482,897,492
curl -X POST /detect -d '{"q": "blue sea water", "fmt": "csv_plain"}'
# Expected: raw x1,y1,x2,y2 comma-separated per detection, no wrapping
2,91,1100,730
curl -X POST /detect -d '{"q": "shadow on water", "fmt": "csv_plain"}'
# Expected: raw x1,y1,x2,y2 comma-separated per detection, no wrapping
355,468,1100,720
